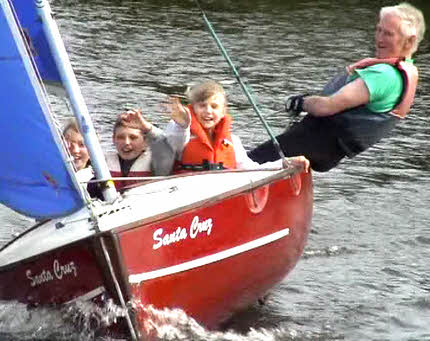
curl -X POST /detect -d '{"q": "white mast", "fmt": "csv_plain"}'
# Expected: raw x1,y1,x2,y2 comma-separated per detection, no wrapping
36,0,118,202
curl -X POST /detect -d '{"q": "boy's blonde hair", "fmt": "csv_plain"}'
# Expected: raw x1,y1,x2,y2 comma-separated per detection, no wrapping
187,80,227,105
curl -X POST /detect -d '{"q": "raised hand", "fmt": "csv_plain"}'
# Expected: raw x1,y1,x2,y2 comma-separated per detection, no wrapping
120,109,153,133
169,96,191,128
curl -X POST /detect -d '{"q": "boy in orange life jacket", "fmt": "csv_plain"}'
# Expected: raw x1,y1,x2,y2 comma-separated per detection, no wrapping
169,80,309,172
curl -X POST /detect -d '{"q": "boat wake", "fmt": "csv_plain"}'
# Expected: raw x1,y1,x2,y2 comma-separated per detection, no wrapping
302,245,353,259
0,300,80,340
61,299,127,337
0,299,342,340
136,303,319,341
0,299,125,341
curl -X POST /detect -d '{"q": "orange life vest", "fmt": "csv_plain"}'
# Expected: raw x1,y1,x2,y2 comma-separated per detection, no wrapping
105,151,152,191
347,57,418,118
179,105,237,170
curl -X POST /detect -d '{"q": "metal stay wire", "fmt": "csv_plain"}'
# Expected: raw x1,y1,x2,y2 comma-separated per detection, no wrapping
193,0,286,160
84,167,303,184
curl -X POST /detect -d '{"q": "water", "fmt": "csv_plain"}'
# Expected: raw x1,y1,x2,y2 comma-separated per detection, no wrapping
1,0,430,340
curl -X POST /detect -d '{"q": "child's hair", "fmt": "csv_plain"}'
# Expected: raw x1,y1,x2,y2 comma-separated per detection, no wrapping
62,118,80,135
62,118,91,168
112,114,145,137
187,80,227,104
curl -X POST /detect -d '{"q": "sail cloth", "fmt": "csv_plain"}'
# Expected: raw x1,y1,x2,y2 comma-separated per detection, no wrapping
0,0,84,219
10,0,62,85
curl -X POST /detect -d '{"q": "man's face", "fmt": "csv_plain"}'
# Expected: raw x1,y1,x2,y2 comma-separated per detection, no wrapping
64,129,89,171
193,92,226,133
375,13,409,58
113,126,146,160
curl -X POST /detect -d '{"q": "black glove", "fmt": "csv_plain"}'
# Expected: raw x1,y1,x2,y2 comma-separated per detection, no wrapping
285,94,307,116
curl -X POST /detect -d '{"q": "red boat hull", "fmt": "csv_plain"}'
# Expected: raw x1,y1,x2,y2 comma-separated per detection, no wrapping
118,171,313,330
0,240,105,304
0,170,312,337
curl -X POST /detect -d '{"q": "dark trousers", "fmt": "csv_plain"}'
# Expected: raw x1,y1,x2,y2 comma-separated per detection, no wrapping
247,115,347,172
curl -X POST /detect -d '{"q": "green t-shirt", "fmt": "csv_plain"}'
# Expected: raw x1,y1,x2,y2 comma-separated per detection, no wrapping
349,62,406,113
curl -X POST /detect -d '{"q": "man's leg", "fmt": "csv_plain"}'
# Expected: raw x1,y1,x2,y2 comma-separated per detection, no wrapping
248,116,346,172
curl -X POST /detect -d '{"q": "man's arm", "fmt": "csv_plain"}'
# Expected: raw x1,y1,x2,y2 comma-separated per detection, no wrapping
303,78,370,117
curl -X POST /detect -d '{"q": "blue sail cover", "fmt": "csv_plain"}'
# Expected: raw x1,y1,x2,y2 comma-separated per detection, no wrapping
0,1,84,219
10,0,62,84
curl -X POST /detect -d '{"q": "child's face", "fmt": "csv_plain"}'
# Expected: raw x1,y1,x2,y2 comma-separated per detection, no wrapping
113,126,146,160
193,92,225,132
64,129,90,171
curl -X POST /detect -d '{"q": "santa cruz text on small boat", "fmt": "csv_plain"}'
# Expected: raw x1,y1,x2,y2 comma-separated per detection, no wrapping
26,260,78,287
153,216,213,250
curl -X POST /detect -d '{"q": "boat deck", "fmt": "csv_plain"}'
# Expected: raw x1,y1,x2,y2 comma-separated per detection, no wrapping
0,169,292,268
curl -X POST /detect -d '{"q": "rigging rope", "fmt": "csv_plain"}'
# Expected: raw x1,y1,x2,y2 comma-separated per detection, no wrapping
193,0,286,160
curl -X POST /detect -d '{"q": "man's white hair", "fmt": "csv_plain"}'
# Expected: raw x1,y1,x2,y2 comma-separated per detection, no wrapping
380,2,426,54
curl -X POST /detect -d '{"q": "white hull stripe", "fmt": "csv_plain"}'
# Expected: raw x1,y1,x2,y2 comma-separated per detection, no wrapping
128,227,290,284
65,286,105,304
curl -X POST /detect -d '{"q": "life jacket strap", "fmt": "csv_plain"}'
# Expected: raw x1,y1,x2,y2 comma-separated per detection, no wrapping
180,159,226,171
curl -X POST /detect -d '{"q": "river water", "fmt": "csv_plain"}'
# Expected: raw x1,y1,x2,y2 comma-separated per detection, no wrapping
1,0,430,340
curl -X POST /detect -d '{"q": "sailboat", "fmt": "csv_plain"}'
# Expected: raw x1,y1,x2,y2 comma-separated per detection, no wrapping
0,0,313,339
